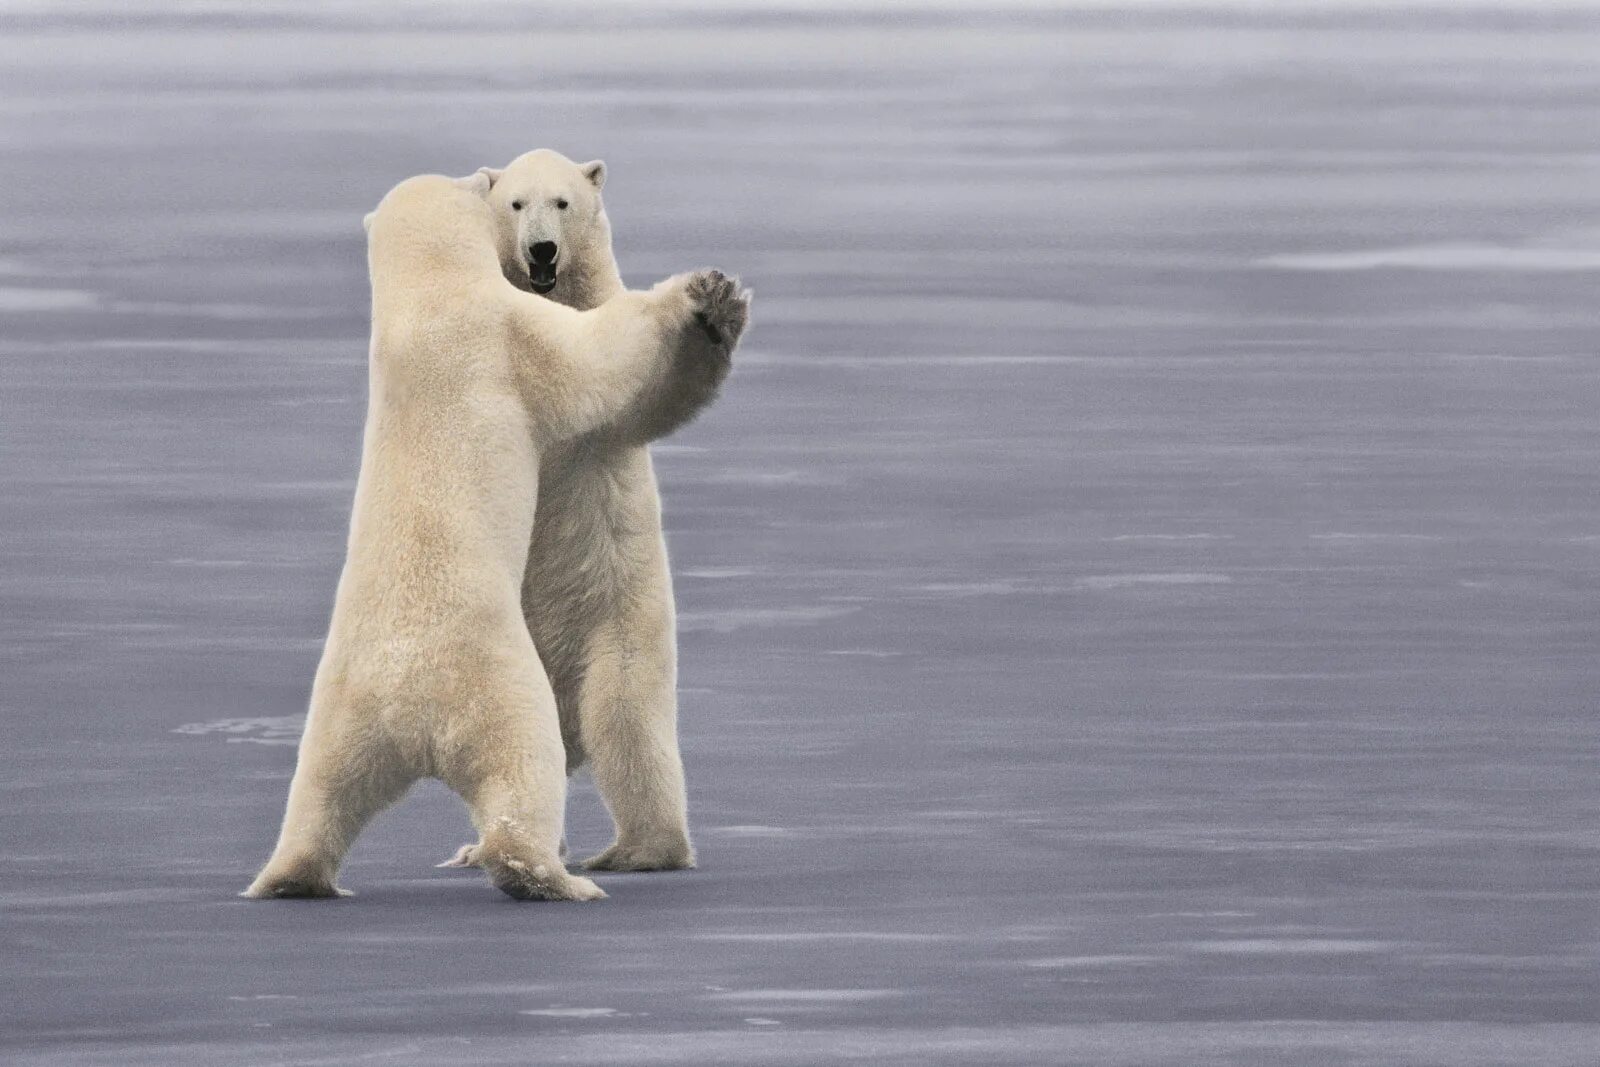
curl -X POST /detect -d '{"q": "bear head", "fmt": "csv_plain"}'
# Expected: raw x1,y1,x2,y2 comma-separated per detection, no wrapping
362,171,502,287
476,149,609,298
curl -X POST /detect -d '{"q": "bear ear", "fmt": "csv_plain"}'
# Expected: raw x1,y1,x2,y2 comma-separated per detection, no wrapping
362,211,376,234
454,170,493,199
476,166,504,190
581,159,606,190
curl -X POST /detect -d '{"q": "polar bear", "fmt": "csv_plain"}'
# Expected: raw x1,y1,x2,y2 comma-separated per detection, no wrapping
244,171,748,901
438,149,730,874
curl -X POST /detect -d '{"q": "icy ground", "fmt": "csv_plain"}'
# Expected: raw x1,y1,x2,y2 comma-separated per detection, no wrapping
2,3,1599,1064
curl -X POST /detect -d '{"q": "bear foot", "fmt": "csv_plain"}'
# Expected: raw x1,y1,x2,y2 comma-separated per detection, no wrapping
479,849,605,902
582,839,696,873
241,872,350,900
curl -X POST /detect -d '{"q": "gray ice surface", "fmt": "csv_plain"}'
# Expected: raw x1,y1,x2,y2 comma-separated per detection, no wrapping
3,3,1599,1064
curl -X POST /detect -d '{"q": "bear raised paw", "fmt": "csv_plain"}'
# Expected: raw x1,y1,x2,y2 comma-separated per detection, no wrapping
688,268,751,349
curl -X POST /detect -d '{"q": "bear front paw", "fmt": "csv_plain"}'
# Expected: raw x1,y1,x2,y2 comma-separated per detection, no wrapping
683,269,750,352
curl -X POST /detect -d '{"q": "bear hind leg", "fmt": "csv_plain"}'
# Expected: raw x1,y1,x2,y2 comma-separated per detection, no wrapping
457,777,603,901
577,622,696,873
244,731,412,899
439,687,604,902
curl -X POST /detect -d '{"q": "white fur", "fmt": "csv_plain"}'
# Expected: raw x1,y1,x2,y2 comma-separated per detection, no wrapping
244,172,739,901
444,150,746,874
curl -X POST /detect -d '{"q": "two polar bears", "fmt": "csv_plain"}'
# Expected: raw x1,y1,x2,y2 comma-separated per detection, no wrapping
246,152,746,900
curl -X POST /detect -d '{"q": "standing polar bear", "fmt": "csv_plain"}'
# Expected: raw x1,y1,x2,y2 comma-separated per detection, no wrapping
441,150,726,873
245,171,748,901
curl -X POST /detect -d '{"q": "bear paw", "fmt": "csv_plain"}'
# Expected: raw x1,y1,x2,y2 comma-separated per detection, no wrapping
241,874,350,900
582,839,696,873
482,851,606,902
684,269,750,351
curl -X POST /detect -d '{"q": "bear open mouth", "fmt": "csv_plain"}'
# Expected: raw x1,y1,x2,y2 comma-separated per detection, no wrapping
527,261,558,295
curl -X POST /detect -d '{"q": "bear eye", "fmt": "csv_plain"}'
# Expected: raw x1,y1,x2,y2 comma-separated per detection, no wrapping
555,198,569,210
510,200,523,211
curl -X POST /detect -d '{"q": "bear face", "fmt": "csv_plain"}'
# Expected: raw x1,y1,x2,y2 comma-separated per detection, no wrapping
478,149,607,296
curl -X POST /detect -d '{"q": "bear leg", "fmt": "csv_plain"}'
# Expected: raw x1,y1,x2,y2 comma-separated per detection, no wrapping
441,684,604,902
576,617,696,873
243,728,411,899
466,783,603,901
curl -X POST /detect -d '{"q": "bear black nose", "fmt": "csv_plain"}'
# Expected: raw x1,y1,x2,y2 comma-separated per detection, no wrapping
528,241,558,264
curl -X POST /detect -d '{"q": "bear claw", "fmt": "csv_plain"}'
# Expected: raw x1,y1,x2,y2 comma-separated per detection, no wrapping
436,843,481,869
